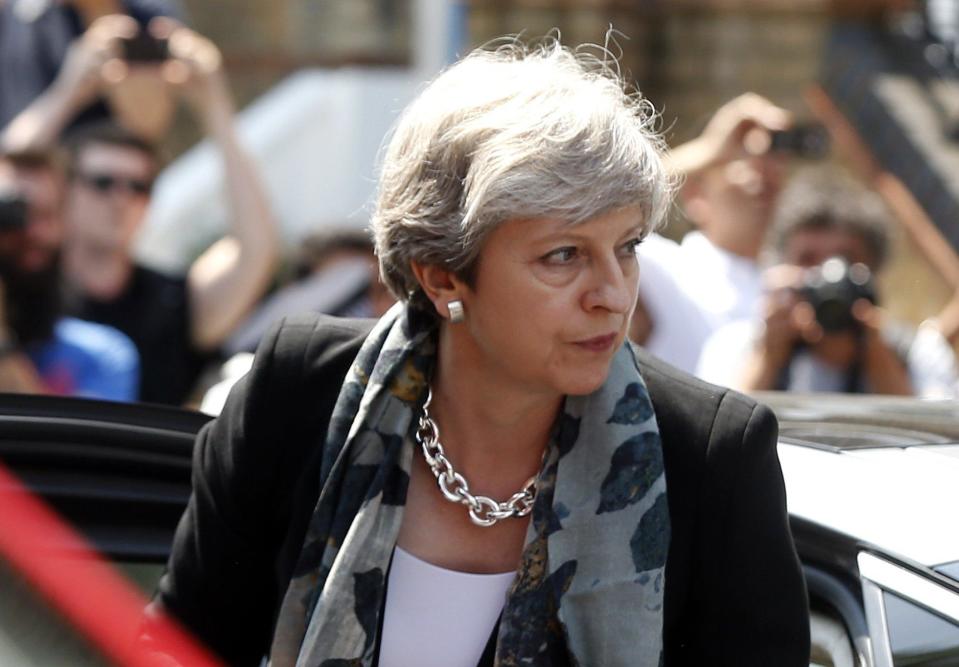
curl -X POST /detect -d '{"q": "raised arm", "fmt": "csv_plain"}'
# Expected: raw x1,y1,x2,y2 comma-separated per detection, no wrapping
1,14,176,153
1,15,127,153
665,92,792,181
158,23,280,351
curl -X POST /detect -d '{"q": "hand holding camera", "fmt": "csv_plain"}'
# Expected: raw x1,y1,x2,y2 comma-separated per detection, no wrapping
149,18,232,129
763,257,878,339
768,124,830,160
754,286,806,370
52,15,228,131
754,257,895,378
694,93,793,168
798,257,877,334
52,14,136,107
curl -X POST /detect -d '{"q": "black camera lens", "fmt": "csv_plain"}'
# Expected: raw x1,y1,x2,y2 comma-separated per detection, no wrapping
799,257,876,333
815,298,855,333
0,188,27,232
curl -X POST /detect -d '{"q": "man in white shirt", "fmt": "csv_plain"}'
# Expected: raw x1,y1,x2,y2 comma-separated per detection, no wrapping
696,169,958,397
634,93,791,373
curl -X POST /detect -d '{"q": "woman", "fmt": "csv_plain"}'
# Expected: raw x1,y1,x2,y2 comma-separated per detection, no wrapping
153,39,809,666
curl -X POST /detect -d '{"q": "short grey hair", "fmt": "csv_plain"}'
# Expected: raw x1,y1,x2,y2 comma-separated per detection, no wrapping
371,37,674,312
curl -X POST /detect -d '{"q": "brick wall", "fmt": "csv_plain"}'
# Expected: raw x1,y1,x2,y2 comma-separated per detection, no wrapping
467,3,831,141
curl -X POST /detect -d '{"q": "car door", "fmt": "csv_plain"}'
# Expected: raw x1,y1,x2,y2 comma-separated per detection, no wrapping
0,394,209,588
858,552,959,666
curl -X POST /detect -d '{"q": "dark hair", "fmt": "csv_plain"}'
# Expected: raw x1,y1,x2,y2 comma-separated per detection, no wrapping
294,227,374,279
64,121,161,171
770,168,891,270
1,148,64,175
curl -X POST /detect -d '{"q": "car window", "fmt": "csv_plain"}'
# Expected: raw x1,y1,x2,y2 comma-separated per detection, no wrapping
0,555,109,667
117,561,167,595
935,561,959,585
884,591,959,665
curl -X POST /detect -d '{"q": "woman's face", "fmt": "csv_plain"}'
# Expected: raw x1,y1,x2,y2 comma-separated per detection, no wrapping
453,206,644,398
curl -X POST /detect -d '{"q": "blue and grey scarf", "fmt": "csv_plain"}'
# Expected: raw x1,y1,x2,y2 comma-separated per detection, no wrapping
270,304,670,666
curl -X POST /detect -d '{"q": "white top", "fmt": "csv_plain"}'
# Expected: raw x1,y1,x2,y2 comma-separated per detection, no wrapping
637,233,712,374
378,546,516,667
637,232,763,374
678,231,764,328
697,318,959,397
695,319,845,391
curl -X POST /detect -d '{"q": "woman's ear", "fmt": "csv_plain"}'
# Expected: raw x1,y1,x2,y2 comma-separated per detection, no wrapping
410,261,466,320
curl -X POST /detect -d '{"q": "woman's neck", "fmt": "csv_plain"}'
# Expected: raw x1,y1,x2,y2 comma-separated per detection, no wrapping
426,322,561,499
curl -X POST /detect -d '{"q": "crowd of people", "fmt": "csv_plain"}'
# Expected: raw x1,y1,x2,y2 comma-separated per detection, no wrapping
0,3,283,405
1,2,958,412
631,94,959,400
8,6,959,666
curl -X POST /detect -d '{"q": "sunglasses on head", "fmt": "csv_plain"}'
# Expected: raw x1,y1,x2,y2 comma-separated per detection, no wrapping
76,172,153,196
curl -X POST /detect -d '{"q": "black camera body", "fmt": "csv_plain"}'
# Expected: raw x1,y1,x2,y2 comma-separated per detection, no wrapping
799,257,876,333
0,188,27,232
119,31,170,63
770,124,830,160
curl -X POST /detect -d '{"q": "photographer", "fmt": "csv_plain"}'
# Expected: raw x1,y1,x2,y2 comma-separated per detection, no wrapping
0,12,280,405
631,93,794,373
0,151,138,399
0,4,180,149
697,169,957,396
46,23,279,406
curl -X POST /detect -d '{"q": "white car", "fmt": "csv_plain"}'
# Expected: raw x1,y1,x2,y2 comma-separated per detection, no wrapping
764,392,959,667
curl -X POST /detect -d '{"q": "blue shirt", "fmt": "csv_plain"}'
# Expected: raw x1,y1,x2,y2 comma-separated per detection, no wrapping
27,318,140,402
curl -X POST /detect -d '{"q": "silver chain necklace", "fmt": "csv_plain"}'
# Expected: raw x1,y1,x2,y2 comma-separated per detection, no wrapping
414,388,537,527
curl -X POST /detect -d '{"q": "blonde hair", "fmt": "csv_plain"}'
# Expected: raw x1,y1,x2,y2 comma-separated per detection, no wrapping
372,36,673,312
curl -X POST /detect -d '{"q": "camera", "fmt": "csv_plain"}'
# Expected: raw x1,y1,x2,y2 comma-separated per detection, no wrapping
119,31,169,63
0,187,27,232
799,257,876,333
770,124,830,160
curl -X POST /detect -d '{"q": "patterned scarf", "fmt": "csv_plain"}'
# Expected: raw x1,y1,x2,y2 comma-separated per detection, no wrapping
270,304,670,666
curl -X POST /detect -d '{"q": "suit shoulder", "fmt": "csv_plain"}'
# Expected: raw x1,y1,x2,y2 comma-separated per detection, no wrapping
273,312,375,346
265,313,373,366
633,346,769,446
634,346,729,416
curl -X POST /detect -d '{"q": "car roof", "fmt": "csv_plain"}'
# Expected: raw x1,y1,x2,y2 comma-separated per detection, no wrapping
779,441,959,567
758,392,959,568
758,391,959,445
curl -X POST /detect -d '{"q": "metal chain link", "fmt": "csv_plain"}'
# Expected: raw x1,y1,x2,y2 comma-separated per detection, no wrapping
415,388,537,527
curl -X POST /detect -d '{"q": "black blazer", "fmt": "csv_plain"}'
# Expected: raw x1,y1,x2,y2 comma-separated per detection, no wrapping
155,313,810,666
